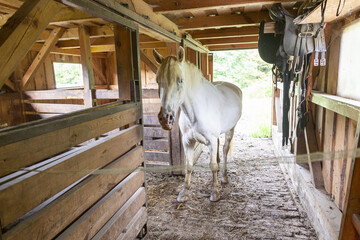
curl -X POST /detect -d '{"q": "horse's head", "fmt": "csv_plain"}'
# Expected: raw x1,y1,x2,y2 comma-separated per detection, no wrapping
153,47,185,130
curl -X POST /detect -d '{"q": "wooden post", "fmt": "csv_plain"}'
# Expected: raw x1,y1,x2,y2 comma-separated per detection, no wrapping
208,53,213,82
114,25,133,101
0,0,62,89
131,29,141,103
78,25,96,108
201,53,208,80
340,114,360,240
166,42,184,175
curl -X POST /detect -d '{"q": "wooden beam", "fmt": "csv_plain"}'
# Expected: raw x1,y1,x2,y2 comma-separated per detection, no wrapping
150,0,301,14
50,7,101,26
0,0,23,9
175,11,271,30
183,34,209,53
60,0,181,42
114,26,132,100
299,0,360,24
79,25,97,108
311,91,360,122
31,42,82,56
209,43,258,51
352,214,360,236
140,50,158,74
22,28,65,88
24,89,84,99
4,80,15,91
190,26,259,40
200,36,258,46
57,36,114,49
0,0,62,89
140,41,167,49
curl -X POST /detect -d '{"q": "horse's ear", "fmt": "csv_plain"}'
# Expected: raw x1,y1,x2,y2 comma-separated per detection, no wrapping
178,46,185,62
153,49,164,64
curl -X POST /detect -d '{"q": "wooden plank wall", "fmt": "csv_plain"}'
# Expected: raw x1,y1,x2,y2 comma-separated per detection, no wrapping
0,101,146,239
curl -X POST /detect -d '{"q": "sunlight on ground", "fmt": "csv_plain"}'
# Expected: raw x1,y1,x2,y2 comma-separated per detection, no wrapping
213,50,272,137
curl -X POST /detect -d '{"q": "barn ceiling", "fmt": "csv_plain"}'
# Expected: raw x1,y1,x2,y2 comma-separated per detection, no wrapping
0,0,303,51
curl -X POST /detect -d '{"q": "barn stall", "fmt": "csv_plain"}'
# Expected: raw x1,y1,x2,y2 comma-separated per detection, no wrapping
0,0,360,239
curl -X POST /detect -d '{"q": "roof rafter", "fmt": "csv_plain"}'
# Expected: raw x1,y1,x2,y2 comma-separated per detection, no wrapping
200,36,258,46
175,11,271,30
189,26,259,39
209,43,258,51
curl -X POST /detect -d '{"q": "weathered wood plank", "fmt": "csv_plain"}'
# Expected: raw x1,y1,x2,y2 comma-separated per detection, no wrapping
21,27,65,88
92,187,147,240
117,207,147,240
144,127,169,138
25,103,85,113
144,139,168,151
3,148,144,240
95,89,119,99
143,102,161,114
24,89,84,100
0,0,62,89
79,24,97,108
145,151,169,162
311,91,360,121
142,88,159,99
0,104,141,177
339,115,360,240
143,115,161,126
56,172,145,240
0,125,142,227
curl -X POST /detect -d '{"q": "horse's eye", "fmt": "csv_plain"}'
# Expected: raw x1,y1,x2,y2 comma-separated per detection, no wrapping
177,77,183,83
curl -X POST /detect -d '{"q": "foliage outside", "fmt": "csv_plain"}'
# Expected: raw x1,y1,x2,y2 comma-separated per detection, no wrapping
213,50,272,97
53,62,83,88
213,50,272,138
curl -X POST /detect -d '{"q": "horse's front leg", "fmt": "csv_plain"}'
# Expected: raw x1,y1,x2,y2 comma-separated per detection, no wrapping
177,139,195,202
209,137,220,202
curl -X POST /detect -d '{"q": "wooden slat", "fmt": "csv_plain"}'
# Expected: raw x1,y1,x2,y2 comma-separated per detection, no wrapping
24,89,84,100
143,102,161,114
25,103,85,113
143,115,160,126
95,89,119,99
190,26,259,39
0,0,62,89
142,88,158,99
57,36,114,48
0,101,136,142
56,173,145,240
3,148,144,240
144,139,168,151
0,104,141,177
145,151,170,162
175,11,271,30
92,188,147,240
144,127,169,138
0,125,142,227
117,207,147,240
21,27,65,88
311,91,360,121
200,36,258,46
208,43,258,51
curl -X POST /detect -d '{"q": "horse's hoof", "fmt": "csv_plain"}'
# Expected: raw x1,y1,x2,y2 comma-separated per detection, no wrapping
177,190,189,202
222,176,229,184
210,190,220,202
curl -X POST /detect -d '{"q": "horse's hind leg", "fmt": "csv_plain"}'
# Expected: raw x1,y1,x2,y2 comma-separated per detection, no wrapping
222,127,235,184
209,136,220,202
177,139,195,203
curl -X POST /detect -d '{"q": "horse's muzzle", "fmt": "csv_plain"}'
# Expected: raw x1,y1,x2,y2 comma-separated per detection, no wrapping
158,107,175,130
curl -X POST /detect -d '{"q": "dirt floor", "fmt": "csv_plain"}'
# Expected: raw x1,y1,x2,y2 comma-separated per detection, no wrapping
146,98,318,240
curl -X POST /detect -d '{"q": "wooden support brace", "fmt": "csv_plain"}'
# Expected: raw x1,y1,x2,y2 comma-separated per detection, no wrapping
22,27,65,88
140,50,158,74
0,0,62,89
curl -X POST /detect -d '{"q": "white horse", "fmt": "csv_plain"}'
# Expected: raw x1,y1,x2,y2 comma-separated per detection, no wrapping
153,47,242,202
